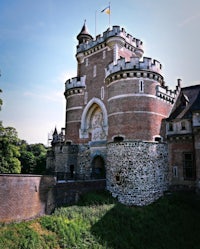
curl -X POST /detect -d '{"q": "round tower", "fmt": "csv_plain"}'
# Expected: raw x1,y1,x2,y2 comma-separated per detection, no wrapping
105,57,173,142
105,56,176,206
64,76,86,143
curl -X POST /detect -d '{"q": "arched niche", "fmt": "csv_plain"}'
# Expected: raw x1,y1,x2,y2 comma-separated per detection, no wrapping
79,98,108,140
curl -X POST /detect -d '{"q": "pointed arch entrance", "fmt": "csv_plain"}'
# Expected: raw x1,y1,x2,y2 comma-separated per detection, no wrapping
91,156,106,179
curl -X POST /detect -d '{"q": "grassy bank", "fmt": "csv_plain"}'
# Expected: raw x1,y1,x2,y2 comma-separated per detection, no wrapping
0,191,200,249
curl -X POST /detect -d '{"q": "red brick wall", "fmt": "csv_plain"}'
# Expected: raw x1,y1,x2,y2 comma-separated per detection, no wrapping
0,175,56,223
107,78,172,141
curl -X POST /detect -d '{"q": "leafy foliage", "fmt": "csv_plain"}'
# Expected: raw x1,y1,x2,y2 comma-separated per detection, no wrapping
1,191,200,249
0,122,47,174
0,88,47,174
0,123,21,173
0,89,2,110
20,142,47,174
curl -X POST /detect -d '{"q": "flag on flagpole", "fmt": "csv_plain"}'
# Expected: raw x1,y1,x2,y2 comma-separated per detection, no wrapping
101,6,110,15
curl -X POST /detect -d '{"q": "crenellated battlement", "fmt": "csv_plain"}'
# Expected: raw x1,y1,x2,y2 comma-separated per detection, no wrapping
105,57,162,78
65,75,86,91
77,25,143,55
156,79,181,103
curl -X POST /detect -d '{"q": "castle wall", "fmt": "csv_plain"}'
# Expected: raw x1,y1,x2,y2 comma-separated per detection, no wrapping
77,144,107,179
106,141,169,206
0,175,56,223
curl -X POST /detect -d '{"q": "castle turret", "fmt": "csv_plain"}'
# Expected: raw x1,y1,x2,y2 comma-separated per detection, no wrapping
77,21,93,45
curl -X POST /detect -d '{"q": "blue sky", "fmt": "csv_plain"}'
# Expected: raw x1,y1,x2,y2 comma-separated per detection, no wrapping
0,0,200,145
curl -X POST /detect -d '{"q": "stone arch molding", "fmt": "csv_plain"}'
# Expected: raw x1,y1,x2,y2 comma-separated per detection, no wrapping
79,97,108,140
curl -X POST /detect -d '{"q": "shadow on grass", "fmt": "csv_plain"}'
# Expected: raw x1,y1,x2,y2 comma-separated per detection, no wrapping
90,192,200,249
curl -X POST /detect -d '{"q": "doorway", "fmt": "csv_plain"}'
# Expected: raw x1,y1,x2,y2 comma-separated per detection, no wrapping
91,156,106,179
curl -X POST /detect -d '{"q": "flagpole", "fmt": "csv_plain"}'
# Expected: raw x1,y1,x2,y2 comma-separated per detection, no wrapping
109,2,111,28
95,10,97,36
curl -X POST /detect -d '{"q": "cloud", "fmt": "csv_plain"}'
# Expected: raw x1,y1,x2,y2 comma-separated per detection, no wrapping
54,69,77,84
179,13,200,27
24,90,64,103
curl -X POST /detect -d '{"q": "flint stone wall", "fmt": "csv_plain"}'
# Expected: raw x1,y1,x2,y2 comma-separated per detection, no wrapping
77,144,107,179
106,141,169,206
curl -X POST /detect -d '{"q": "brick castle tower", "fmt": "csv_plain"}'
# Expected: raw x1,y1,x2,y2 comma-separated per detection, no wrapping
47,23,181,205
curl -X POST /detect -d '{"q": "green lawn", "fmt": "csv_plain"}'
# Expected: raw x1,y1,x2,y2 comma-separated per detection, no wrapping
0,191,200,249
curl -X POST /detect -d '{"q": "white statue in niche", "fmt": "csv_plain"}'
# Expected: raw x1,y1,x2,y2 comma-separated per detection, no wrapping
91,111,106,141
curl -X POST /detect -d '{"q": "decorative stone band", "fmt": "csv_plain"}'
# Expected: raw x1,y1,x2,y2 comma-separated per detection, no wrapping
107,110,167,118
105,70,164,86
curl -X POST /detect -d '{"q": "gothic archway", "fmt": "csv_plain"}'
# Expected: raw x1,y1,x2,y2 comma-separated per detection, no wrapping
79,97,108,140
91,156,106,179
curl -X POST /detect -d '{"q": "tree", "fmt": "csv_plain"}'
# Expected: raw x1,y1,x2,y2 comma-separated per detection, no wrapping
0,123,21,173
19,142,47,174
0,88,47,174
0,89,2,110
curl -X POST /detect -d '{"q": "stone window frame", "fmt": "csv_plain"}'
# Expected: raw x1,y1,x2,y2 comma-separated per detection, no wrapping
84,91,88,105
103,50,106,59
101,86,104,100
85,58,88,66
93,65,97,77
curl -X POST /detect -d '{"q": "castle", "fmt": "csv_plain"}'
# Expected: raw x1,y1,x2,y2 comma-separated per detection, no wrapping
47,23,200,206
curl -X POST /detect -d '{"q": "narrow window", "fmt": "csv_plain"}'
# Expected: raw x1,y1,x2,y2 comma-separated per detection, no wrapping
84,91,88,104
85,58,88,66
103,50,106,59
168,122,173,131
173,166,178,178
183,153,195,180
101,86,104,100
139,79,144,93
181,121,186,130
93,65,96,77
